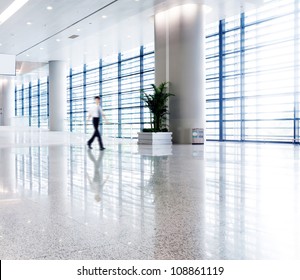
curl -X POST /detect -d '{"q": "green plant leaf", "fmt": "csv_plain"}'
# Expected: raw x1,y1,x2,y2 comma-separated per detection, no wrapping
141,82,174,132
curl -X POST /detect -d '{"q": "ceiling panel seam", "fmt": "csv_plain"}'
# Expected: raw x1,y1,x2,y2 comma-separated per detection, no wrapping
17,0,119,57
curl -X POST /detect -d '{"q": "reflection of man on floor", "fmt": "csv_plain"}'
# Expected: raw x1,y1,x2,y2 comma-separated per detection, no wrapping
87,149,109,202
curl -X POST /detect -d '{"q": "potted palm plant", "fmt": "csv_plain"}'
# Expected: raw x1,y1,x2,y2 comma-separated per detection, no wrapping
138,82,174,145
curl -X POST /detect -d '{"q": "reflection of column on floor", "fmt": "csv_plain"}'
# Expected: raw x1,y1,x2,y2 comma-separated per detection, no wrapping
48,146,68,211
152,155,205,259
0,148,16,194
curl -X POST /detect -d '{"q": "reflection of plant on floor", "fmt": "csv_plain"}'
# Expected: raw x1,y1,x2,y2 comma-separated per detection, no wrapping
143,155,169,191
141,82,174,132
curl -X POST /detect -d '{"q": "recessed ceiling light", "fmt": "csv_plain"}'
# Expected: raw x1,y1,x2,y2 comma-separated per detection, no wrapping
0,43,2,46
26,54,30,57
127,35,131,38
26,21,32,25
40,47,44,50
102,15,107,19
56,38,60,42
47,6,53,10
77,28,81,32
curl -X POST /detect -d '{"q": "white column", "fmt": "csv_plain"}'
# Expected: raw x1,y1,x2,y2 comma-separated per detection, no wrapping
154,10,168,85
155,4,206,144
49,60,67,131
0,78,15,126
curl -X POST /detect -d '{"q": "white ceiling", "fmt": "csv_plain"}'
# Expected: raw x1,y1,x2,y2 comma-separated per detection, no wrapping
0,0,266,82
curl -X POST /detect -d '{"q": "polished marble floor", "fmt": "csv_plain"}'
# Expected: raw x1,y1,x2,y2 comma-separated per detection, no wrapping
0,127,300,260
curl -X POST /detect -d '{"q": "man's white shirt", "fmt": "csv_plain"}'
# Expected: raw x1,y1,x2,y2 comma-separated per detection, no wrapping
89,104,103,118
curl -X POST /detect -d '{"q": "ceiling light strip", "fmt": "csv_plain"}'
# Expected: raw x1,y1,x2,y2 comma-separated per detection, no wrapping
17,0,118,56
0,0,29,25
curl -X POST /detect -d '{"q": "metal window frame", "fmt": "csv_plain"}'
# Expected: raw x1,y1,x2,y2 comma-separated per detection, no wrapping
69,69,73,132
206,1,300,144
140,46,145,132
118,52,122,138
219,19,224,141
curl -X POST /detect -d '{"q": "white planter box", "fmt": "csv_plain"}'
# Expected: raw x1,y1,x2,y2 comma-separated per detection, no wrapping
137,132,172,145
138,144,172,156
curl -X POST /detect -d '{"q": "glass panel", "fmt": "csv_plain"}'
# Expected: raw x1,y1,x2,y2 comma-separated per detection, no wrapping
206,21,220,140
205,0,299,143
39,78,48,129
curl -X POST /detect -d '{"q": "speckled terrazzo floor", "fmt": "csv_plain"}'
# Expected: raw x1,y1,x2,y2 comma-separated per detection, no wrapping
0,127,300,259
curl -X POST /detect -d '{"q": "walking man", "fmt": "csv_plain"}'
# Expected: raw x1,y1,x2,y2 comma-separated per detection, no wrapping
87,96,107,150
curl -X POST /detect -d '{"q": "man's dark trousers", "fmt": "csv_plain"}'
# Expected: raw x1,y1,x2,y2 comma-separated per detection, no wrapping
88,117,104,149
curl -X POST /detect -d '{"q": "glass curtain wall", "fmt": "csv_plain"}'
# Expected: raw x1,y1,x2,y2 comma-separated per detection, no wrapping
23,82,30,125
39,77,49,129
15,79,49,128
30,80,39,127
66,44,154,138
15,84,24,117
14,44,154,137
101,54,119,138
206,0,300,143
67,65,85,133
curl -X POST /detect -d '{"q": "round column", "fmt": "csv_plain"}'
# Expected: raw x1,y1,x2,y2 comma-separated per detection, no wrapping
155,4,206,144
1,78,15,126
49,60,67,131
